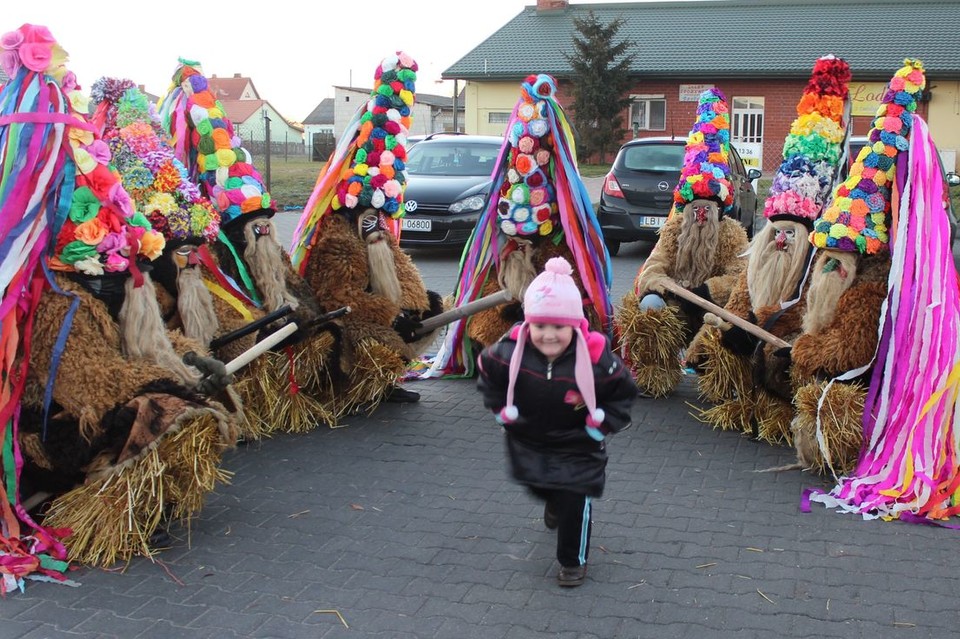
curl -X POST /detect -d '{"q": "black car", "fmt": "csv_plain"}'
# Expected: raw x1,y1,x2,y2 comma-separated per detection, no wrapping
847,135,960,250
398,134,503,249
598,137,762,255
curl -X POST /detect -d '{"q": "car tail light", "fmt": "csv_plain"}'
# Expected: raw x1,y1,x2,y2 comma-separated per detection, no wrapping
602,173,624,198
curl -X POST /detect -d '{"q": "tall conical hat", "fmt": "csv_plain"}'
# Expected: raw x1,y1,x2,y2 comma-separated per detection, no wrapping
91,77,219,249
672,88,734,216
158,59,272,229
810,59,926,254
764,55,851,228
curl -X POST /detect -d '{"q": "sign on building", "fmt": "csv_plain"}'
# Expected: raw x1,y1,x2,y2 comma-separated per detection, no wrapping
849,81,888,117
733,142,763,170
679,84,716,102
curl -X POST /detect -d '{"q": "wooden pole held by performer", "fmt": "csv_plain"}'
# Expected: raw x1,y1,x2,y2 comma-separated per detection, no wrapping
660,279,791,349
415,289,514,336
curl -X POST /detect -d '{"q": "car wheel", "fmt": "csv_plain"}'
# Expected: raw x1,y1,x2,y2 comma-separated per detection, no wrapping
604,238,621,257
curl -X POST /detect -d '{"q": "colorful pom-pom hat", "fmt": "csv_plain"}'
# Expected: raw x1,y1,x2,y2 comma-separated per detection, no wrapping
158,59,272,230
91,77,220,249
495,74,559,237
810,59,926,254
672,88,734,217
764,55,851,229
290,52,417,269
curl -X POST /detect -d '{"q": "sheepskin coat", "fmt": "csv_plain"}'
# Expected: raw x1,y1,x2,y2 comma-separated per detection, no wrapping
301,213,435,361
791,254,890,383
467,239,603,349
634,214,748,307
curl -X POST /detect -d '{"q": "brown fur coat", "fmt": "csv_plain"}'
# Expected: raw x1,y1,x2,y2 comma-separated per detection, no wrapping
301,214,434,361
467,239,603,349
791,255,889,383
634,215,748,307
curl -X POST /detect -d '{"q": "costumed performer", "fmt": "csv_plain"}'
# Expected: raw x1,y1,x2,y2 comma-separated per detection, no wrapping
616,88,749,398
89,77,265,438
787,61,924,476
0,25,238,571
290,52,444,412
690,55,850,443
428,73,612,378
806,59,960,522
159,59,336,432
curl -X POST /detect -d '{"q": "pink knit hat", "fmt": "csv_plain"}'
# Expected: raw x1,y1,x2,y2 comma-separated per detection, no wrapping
500,258,608,440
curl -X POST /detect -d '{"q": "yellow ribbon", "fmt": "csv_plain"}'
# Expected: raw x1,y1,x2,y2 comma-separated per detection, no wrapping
203,279,254,321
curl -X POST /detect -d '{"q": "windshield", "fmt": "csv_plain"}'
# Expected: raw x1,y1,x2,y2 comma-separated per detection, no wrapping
621,144,685,172
405,141,501,177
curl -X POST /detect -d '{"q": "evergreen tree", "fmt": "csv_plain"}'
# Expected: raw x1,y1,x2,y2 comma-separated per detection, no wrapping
564,11,634,163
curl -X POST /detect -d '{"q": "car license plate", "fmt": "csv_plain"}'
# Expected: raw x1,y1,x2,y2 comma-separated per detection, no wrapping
401,218,432,232
640,216,666,228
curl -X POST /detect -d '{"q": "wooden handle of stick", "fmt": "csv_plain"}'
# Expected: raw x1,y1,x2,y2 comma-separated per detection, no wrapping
225,322,299,375
660,279,791,349
415,289,514,336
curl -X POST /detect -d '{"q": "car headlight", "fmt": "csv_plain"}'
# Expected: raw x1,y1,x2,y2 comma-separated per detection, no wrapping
449,194,487,214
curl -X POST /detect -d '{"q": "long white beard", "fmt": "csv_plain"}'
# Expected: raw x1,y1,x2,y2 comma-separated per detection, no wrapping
177,266,220,349
367,236,402,305
243,219,299,312
119,274,200,386
674,208,720,287
802,251,858,335
746,222,811,311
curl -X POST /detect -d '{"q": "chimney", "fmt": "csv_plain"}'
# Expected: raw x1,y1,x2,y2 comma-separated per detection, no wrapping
234,73,242,78
537,0,568,11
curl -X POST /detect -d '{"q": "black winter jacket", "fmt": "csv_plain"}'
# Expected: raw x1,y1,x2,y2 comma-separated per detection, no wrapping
477,329,638,496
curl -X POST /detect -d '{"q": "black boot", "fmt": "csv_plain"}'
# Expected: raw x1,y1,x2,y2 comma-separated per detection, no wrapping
385,385,420,403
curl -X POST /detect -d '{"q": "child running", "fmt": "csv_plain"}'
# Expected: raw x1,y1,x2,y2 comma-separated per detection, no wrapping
477,257,638,587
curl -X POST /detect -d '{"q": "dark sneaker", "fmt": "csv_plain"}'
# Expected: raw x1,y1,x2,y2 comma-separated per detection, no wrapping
385,386,420,403
543,502,558,530
557,564,587,587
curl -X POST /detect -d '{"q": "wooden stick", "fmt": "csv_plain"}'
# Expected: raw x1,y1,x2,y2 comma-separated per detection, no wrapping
415,289,514,335
225,322,299,375
660,279,791,349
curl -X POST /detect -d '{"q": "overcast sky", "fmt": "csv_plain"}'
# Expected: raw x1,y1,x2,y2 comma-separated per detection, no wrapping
4,0,630,122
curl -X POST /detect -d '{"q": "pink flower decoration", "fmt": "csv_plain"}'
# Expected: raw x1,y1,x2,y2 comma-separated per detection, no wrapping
108,182,134,218
18,42,52,72
850,212,867,231
906,70,924,85
61,70,77,92
104,252,129,272
380,150,396,166
889,76,905,91
1,30,24,50
397,51,417,71
344,193,359,208
127,225,146,240
85,140,111,164
383,179,402,198
97,232,128,254
0,49,20,78
882,117,900,133
20,25,55,45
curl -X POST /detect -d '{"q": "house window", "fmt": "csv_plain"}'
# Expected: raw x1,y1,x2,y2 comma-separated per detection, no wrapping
488,112,511,125
630,95,666,131
732,97,764,144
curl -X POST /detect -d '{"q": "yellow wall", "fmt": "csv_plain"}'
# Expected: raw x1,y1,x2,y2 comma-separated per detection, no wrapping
928,80,960,172
464,81,523,136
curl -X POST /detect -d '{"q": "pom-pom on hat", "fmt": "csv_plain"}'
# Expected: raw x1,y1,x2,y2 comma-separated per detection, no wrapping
764,55,851,228
500,257,605,432
496,74,559,237
673,88,734,216
159,59,272,229
91,78,220,248
811,59,926,254
329,52,417,218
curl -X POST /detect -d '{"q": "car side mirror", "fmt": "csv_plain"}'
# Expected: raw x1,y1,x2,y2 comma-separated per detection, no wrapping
946,172,960,188
746,168,762,181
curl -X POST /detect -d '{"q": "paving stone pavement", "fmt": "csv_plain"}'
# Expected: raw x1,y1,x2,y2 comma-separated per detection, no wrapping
8,209,960,637
10,376,960,638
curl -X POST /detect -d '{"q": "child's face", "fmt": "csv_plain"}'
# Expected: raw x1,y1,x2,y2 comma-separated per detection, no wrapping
529,323,574,361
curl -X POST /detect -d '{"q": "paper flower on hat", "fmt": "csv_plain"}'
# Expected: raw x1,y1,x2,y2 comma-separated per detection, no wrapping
673,88,734,216
811,59,926,254
495,74,559,237
328,52,417,218
764,55,851,228
158,59,271,228
91,77,220,247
